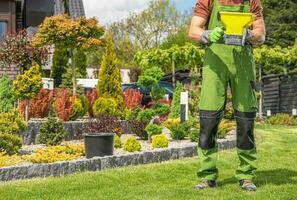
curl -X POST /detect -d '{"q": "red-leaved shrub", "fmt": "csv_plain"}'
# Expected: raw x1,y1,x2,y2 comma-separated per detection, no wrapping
53,89,75,121
19,89,54,118
86,89,98,117
123,88,143,109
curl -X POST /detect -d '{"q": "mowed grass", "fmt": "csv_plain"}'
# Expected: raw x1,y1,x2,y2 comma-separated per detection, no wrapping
0,125,297,200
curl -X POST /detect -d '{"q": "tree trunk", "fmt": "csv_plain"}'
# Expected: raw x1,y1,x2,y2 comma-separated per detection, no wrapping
172,60,175,87
25,99,29,121
70,49,77,96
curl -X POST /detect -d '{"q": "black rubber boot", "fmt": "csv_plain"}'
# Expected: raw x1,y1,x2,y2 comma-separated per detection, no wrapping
240,179,257,191
195,180,217,190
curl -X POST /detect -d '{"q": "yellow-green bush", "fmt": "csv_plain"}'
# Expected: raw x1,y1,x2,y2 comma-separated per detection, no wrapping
123,136,141,152
218,120,235,139
151,134,169,149
70,95,89,120
0,152,24,168
163,118,180,130
145,124,162,136
114,135,122,148
93,97,119,117
266,113,297,126
23,143,84,164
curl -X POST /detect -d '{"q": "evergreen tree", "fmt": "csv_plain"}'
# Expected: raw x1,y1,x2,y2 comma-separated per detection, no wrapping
51,46,69,87
170,81,183,118
0,74,15,113
96,33,124,108
74,49,87,78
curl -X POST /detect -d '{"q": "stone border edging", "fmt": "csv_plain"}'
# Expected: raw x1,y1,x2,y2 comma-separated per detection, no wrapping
0,137,236,182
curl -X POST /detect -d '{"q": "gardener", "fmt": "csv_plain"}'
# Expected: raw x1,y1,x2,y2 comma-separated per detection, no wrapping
188,0,266,191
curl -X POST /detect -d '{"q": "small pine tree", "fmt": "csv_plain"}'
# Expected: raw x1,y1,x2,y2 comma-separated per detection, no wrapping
96,33,124,109
13,62,43,121
170,81,183,118
0,74,15,113
51,46,69,87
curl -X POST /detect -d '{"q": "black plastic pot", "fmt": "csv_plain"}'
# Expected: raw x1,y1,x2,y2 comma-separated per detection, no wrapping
84,133,114,158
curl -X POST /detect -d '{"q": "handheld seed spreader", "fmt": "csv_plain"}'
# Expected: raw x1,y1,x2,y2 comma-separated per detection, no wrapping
220,12,253,46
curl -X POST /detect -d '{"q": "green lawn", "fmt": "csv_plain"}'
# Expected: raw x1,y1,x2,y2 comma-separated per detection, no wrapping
1,125,297,200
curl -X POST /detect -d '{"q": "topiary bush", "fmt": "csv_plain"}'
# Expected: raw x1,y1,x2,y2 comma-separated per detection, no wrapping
266,113,297,126
136,109,156,124
151,134,169,149
93,97,119,117
114,135,122,148
145,124,162,137
38,117,67,146
123,136,141,152
70,95,88,120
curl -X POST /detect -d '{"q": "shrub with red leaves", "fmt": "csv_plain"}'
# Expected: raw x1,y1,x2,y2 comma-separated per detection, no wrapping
123,88,143,109
19,89,54,118
53,89,75,121
86,89,98,117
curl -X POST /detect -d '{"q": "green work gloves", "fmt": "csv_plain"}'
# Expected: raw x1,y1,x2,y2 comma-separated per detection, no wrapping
201,27,225,44
209,27,224,43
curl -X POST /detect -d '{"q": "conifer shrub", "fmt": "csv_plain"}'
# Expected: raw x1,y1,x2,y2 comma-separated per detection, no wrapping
53,89,75,121
38,117,67,146
93,97,119,117
0,110,26,155
70,95,88,120
96,33,124,110
114,135,122,149
136,109,156,124
170,81,183,118
123,136,141,152
0,74,15,113
152,134,169,149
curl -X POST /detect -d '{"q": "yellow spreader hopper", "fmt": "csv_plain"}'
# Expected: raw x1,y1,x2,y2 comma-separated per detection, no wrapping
220,12,253,46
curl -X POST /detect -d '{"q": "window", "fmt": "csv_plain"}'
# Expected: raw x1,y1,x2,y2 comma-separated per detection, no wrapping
0,21,7,38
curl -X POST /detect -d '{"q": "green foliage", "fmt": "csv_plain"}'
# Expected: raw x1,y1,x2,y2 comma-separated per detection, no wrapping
70,95,88,120
93,97,118,117
136,109,156,124
169,122,190,140
254,43,297,76
96,33,124,109
51,46,69,87
0,74,15,113
263,0,297,47
74,49,87,77
0,110,26,155
123,136,141,152
0,109,27,135
0,133,22,155
218,121,235,139
38,117,67,146
145,124,162,136
223,93,234,120
13,62,43,100
153,103,170,116
189,128,200,142
170,82,183,118
138,67,165,101
114,135,122,149
266,113,297,126
151,134,169,149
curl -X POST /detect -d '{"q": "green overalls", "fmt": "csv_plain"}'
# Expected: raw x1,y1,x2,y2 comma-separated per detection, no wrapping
197,0,257,181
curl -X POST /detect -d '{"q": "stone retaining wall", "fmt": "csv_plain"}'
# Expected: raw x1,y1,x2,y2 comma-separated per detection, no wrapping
0,138,236,182
21,120,132,145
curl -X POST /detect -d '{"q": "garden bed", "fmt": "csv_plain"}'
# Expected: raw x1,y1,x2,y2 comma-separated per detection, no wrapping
0,132,236,182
